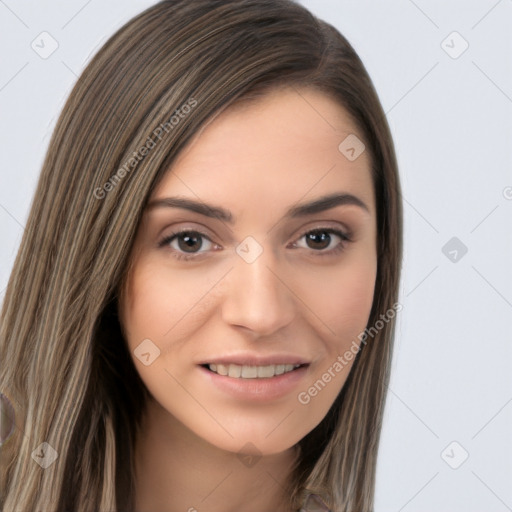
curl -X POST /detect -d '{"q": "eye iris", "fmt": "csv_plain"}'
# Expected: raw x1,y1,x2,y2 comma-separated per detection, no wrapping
306,231,331,250
178,232,202,253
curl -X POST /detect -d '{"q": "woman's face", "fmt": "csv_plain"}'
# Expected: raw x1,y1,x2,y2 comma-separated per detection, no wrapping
119,86,377,456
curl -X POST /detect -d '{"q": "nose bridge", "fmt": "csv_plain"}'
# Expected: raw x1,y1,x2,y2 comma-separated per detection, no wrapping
220,237,295,335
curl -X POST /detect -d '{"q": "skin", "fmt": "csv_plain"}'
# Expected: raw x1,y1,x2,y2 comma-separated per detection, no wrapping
119,86,377,512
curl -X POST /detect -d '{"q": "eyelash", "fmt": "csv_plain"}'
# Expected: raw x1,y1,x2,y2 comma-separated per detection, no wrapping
158,227,352,262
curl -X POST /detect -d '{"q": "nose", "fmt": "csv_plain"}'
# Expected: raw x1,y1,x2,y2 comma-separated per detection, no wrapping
220,243,296,337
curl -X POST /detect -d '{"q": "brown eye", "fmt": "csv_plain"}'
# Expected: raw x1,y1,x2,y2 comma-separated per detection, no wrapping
159,229,216,260
175,232,203,253
305,231,332,250
293,228,351,257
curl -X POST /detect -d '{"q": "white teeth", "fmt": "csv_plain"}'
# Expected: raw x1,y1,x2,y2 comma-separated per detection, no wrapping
207,363,301,379
257,365,273,378
228,364,242,378
241,365,258,378
216,364,228,376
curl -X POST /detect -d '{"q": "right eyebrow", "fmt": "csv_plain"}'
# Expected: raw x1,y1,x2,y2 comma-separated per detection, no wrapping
146,191,370,224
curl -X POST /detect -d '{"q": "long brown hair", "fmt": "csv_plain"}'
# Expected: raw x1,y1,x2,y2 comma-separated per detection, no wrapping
0,1,402,510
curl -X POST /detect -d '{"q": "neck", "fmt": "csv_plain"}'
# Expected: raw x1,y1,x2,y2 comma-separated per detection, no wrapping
133,397,301,512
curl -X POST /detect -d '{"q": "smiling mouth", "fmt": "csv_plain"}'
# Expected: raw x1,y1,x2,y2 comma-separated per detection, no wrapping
202,363,307,379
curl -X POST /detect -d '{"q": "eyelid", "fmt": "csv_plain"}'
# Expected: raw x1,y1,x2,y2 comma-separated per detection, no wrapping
158,227,216,250
157,221,351,246
158,223,353,261
292,222,352,242
289,227,351,257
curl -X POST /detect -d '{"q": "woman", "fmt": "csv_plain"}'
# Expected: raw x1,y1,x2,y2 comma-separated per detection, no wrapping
0,0,402,510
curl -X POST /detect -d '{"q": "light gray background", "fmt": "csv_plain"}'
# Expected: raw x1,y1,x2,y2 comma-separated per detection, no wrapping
1,1,511,511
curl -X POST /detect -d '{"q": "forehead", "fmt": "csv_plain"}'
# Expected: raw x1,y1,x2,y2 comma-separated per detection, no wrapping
151,86,374,218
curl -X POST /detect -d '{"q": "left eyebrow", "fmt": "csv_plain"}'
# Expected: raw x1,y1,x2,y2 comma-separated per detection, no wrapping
286,192,370,217
146,192,370,223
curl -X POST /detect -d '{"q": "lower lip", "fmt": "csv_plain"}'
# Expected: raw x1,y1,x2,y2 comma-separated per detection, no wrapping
198,365,309,402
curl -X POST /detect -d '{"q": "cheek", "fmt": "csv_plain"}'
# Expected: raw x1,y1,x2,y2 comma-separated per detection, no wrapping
119,261,220,423
331,268,376,345
121,260,220,354
300,250,377,354
293,256,376,415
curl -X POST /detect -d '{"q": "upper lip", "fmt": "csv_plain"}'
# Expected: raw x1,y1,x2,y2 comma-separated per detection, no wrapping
198,353,310,366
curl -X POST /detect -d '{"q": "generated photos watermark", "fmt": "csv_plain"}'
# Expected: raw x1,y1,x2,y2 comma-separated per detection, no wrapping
297,302,402,405
93,97,198,199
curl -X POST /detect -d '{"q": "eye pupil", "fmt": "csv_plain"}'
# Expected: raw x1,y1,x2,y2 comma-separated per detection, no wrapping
306,231,330,250
178,233,202,253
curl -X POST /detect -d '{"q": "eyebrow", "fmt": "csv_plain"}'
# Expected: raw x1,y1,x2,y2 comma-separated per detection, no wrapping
146,192,369,223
